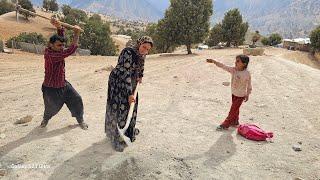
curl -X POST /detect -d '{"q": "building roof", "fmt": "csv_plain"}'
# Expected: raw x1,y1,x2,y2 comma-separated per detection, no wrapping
283,38,311,44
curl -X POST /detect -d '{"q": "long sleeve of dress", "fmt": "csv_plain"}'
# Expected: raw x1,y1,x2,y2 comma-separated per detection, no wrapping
215,61,236,74
118,49,133,96
138,58,145,78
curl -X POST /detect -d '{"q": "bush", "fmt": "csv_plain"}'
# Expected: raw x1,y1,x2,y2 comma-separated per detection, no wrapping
261,37,270,46
7,32,47,48
269,33,282,46
261,33,282,46
310,26,320,51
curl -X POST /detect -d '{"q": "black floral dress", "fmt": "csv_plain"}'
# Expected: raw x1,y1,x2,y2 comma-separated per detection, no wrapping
105,47,144,151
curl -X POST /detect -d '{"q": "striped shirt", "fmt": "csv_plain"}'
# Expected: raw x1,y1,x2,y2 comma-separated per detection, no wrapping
43,28,78,88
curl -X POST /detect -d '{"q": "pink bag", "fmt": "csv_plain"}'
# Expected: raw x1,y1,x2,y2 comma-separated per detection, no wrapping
238,124,273,141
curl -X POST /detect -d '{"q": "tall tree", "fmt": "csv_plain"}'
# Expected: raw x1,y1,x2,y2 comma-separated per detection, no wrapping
43,0,49,11
49,0,58,12
80,14,117,56
63,8,87,25
61,4,71,16
16,0,36,20
164,0,213,54
207,23,223,47
221,8,248,47
145,19,177,53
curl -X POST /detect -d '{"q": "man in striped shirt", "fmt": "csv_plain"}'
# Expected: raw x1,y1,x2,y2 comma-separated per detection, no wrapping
40,18,88,130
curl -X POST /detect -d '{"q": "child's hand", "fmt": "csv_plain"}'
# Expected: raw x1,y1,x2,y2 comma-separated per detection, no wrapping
206,59,215,63
244,95,249,102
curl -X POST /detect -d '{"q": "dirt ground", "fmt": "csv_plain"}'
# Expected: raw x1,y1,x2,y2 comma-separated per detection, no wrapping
0,48,319,180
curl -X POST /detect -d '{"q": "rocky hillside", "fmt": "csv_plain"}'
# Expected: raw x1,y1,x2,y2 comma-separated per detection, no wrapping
30,0,320,38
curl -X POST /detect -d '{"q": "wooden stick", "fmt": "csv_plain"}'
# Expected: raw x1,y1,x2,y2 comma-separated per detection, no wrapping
17,6,84,32
117,83,140,145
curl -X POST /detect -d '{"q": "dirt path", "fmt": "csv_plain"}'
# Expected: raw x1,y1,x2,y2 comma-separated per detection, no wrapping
0,48,319,179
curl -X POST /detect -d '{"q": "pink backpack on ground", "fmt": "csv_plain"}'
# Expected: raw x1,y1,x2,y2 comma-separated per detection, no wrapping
238,124,273,141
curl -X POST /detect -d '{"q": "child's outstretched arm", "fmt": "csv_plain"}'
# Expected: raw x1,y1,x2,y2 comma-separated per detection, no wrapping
206,59,235,73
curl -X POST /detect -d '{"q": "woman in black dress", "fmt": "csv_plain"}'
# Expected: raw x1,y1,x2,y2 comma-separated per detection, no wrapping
105,36,153,152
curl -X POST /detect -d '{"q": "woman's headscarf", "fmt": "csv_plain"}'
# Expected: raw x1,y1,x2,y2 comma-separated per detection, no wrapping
125,36,153,78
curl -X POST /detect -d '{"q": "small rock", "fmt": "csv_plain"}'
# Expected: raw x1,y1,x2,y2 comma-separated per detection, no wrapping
226,150,230,154
0,169,6,176
282,127,286,129
222,82,230,86
249,117,254,121
95,65,114,73
173,76,178,78
292,145,302,152
15,115,33,125
0,128,6,133
156,171,161,175
298,141,302,145
294,178,304,180
0,133,6,139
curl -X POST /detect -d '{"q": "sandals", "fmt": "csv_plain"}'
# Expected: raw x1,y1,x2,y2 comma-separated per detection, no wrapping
216,125,228,131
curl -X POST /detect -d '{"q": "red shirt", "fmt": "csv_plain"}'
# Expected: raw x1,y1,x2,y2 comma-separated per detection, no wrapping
43,28,78,88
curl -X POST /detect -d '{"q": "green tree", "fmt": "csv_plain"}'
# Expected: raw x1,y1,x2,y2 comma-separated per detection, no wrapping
80,14,117,56
144,21,177,54
0,0,15,15
16,0,36,20
207,23,223,47
261,37,270,46
61,4,71,16
310,26,320,51
43,0,49,11
268,33,282,46
63,8,87,25
164,0,213,54
49,0,58,12
221,8,248,47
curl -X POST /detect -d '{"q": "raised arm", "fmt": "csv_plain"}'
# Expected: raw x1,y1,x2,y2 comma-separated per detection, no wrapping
207,59,235,73
49,19,80,59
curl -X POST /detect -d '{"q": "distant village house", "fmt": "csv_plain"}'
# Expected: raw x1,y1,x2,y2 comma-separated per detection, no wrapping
283,38,311,52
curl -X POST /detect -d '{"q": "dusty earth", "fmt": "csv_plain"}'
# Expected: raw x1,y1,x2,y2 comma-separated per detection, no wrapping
0,48,319,180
